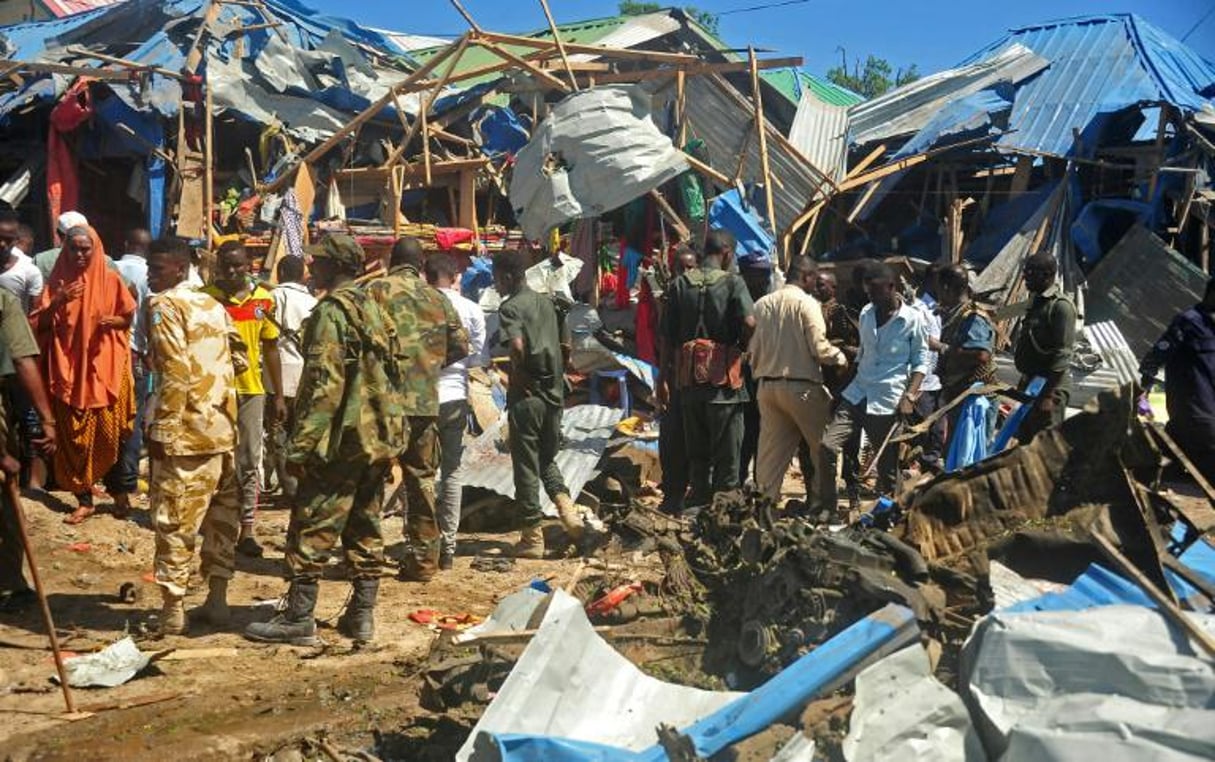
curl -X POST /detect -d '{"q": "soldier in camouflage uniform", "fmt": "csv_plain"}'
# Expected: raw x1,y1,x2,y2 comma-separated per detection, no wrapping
145,238,245,636
366,237,468,582
245,235,406,646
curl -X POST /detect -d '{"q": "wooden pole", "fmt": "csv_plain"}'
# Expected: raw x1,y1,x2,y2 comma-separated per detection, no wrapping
5,476,75,713
476,40,570,93
449,0,482,32
675,70,687,148
749,46,778,266
1090,531,1215,658
537,0,579,92
383,36,470,169
203,55,214,249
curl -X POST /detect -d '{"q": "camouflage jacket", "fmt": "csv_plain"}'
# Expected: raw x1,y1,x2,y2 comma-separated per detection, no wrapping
366,265,469,417
287,281,407,466
147,282,241,456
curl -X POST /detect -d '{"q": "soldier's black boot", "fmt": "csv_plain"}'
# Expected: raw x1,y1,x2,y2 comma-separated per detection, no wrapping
243,578,319,646
337,577,379,644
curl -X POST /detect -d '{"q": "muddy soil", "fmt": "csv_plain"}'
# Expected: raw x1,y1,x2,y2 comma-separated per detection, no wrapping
0,487,584,761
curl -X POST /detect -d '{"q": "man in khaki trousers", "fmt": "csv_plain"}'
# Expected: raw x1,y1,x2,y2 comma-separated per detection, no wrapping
749,256,846,509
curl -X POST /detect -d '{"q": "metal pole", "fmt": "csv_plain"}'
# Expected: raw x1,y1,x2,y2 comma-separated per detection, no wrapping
5,476,75,713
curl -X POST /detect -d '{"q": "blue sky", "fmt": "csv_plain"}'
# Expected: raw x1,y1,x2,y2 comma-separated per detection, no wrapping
308,0,1215,77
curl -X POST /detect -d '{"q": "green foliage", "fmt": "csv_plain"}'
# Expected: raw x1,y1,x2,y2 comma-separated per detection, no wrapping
826,52,920,99
618,1,720,35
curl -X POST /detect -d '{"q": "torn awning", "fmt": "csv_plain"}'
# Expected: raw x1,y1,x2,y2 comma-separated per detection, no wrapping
509,85,688,240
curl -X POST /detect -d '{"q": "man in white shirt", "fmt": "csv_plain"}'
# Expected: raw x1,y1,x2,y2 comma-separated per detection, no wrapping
911,265,945,474
263,255,317,498
425,253,486,571
821,263,929,511
0,212,44,313
112,228,153,500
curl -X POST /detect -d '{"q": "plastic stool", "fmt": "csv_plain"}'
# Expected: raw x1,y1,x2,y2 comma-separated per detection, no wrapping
590,369,631,414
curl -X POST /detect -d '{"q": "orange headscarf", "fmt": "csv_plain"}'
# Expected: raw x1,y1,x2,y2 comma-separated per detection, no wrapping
30,226,135,410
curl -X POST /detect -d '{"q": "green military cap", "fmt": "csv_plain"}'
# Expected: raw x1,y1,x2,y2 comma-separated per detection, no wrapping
306,234,365,271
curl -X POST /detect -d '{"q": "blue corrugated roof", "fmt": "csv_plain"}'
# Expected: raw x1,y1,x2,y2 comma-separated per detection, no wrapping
962,14,1215,156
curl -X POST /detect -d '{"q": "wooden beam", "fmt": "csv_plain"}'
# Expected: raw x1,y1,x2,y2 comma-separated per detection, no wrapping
449,0,482,32
264,34,469,193
649,190,690,241
4,61,132,80
537,0,578,91
846,143,888,180
682,153,731,187
477,30,700,64
575,56,804,85
203,54,215,249
186,0,223,73
476,39,570,92
66,47,184,80
384,36,469,169
1090,531,1215,658
1146,105,1171,201
223,21,280,36
836,135,998,193
675,70,687,148
749,46,778,264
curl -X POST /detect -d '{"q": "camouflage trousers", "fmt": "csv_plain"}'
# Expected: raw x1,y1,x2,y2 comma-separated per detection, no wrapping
401,416,441,574
152,451,241,598
286,459,391,580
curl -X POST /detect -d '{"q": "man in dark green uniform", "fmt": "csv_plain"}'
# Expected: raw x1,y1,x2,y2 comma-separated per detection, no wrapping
366,238,468,582
661,231,756,511
0,288,57,613
244,235,406,646
1013,252,1077,441
494,250,582,559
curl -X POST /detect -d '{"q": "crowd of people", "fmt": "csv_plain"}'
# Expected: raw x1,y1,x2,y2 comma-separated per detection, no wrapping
0,204,1211,647
655,231,1080,519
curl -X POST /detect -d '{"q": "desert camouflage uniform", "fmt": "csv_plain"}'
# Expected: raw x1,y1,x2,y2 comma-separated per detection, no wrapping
366,264,468,575
147,283,242,598
284,282,407,579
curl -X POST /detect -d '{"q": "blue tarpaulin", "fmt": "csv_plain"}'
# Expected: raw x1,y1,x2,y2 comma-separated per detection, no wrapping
707,188,773,264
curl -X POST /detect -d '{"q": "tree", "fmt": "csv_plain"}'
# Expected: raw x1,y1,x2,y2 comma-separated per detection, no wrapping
618,1,720,35
826,51,920,99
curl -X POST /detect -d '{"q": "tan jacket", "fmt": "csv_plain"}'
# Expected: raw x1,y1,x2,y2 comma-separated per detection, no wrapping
147,283,240,456
749,284,845,384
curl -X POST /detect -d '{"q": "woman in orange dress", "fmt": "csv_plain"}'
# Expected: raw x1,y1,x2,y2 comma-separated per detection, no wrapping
30,226,136,524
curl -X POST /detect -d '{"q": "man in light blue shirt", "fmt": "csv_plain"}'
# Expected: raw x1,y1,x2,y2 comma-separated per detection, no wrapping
821,263,929,512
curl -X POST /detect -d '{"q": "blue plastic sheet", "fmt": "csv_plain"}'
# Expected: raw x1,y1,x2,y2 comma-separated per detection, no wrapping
945,389,992,471
707,189,773,263
477,604,918,762
479,107,530,157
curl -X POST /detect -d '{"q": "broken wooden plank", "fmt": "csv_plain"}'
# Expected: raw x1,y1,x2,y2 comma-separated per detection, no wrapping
572,56,804,85
1090,530,1215,658
477,30,700,64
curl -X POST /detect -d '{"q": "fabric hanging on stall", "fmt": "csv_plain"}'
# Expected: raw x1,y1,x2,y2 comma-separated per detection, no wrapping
325,177,347,220
435,227,475,250
46,80,94,238
279,189,306,258
614,237,630,309
635,274,658,364
568,218,598,297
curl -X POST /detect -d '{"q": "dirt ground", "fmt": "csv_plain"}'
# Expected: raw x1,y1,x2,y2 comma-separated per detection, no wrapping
0,486,587,761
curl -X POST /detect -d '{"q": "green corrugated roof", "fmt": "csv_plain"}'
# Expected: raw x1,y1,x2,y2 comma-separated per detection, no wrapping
410,14,635,88
760,68,864,107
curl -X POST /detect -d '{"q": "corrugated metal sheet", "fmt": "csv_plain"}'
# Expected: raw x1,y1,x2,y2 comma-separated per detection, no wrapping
1084,321,1139,387
847,43,1048,148
963,14,1215,156
1084,224,1208,359
376,30,452,53
567,12,680,63
788,95,849,182
41,0,125,18
760,67,864,108
683,74,834,235
462,404,625,516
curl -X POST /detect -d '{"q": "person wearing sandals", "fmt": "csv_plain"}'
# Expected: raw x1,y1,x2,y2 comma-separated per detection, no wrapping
29,226,136,524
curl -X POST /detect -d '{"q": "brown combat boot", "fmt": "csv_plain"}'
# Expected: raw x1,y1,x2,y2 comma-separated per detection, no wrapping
189,577,231,627
514,525,545,559
398,554,437,583
553,493,584,541
160,589,186,636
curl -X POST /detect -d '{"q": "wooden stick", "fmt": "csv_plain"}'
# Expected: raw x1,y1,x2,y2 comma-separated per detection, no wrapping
649,190,691,241
5,476,75,713
477,30,699,64
749,47,778,256
537,0,579,91
203,55,215,249
1090,531,1215,658
846,143,888,180
264,34,469,193
476,39,570,93
66,47,183,80
675,70,687,147
383,37,470,169
836,135,999,193
1149,424,1215,506
186,0,222,73
420,99,432,186
682,153,731,187
449,0,482,31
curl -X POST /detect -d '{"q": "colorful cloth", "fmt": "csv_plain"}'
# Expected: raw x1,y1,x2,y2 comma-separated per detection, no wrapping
52,366,134,494
31,227,136,411
202,282,278,396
